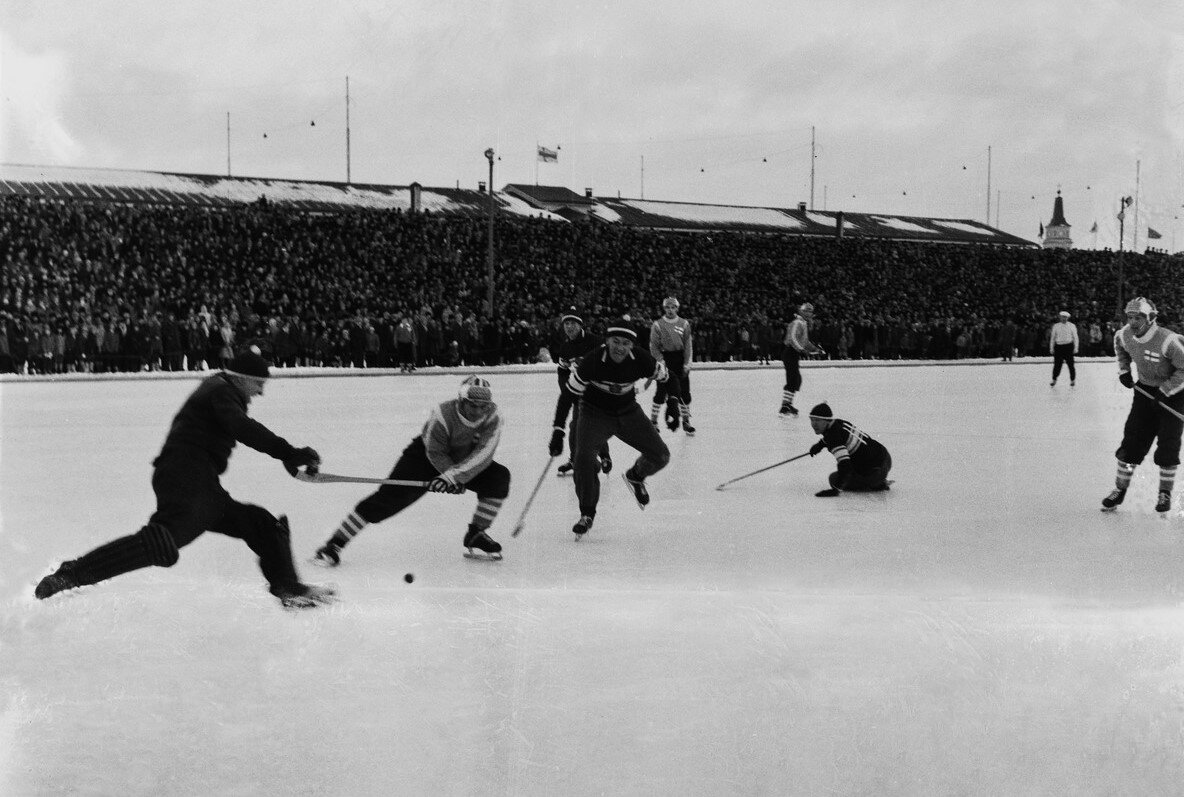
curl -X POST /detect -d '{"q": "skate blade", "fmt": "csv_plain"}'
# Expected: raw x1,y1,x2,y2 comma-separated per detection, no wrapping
463,550,503,561
308,555,340,568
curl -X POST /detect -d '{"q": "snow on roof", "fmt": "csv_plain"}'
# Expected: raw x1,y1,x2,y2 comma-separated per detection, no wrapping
871,216,940,234
932,219,998,236
589,205,623,223
621,199,807,229
805,211,862,230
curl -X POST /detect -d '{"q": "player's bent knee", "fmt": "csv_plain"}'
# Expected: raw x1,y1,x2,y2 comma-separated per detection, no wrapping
137,522,180,567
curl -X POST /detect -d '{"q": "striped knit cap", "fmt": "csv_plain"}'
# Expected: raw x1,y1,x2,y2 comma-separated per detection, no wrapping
458,375,493,404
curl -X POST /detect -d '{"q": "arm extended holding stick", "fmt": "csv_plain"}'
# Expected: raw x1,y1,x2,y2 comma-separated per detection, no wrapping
296,471,429,488
1133,384,1184,422
715,451,813,491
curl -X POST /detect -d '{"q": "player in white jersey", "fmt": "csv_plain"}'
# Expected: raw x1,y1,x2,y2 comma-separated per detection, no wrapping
649,296,695,434
780,302,825,416
313,375,509,562
1049,310,1079,386
1101,297,1184,513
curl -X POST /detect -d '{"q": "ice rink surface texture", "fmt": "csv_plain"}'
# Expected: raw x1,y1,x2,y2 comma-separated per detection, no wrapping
3,360,1183,796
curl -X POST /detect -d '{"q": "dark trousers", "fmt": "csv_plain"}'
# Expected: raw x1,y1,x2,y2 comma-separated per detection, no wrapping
355,437,510,524
1117,386,1184,468
782,348,802,392
653,352,691,405
553,377,608,461
1051,344,1076,382
572,401,670,516
829,452,893,491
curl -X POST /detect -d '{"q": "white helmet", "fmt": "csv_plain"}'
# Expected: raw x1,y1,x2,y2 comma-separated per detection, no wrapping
458,375,493,404
1125,297,1156,318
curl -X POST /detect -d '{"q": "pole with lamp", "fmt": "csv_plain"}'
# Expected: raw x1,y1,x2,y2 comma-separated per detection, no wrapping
1117,195,1131,312
484,148,496,319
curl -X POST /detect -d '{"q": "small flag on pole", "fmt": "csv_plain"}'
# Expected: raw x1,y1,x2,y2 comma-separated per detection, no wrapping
1090,222,1098,233
1147,227,1162,240
1039,222,1044,236
1123,196,1133,207
537,146,558,163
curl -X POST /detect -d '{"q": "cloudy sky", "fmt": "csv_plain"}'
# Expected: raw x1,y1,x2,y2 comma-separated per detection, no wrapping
2,0,1181,247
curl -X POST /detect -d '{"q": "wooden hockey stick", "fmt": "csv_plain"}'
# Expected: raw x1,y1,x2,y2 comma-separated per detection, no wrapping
1133,384,1184,422
714,452,812,491
296,471,429,488
511,456,556,537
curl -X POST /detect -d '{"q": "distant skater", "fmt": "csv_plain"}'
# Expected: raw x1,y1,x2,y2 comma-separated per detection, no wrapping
780,302,825,416
1049,310,1079,386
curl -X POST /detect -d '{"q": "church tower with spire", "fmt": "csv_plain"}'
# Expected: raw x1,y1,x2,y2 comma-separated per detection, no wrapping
1042,190,1072,249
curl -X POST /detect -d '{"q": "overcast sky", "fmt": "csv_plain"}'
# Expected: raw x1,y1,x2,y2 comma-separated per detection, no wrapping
2,0,1181,247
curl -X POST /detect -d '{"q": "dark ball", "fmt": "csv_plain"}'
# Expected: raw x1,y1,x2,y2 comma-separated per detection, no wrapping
404,573,414,584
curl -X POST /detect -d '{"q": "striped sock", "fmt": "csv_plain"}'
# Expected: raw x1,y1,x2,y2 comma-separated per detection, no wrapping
680,401,691,421
1159,466,1176,495
471,497,505,529
651,402,661,422
328,510,367,550
1116,461,1136,490
782,390,795,408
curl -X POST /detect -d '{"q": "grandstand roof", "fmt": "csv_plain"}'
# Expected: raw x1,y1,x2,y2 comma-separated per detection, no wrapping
0,163,1036,247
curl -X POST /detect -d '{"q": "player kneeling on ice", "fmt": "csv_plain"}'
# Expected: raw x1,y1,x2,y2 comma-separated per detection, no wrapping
1101,296,1184,514
807,402,892,497
314,375,509,564
566,319,670,537
35,348,333,610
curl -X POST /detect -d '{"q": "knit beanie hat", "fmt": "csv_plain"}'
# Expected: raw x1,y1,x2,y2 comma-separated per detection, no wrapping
226,347,270,380
808,402,833,420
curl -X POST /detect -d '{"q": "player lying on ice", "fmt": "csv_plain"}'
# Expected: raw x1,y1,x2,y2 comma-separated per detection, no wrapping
807,402,892,497
314,375,510,564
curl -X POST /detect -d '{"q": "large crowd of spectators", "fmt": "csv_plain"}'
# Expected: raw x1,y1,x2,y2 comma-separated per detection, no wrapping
1,193,1179,375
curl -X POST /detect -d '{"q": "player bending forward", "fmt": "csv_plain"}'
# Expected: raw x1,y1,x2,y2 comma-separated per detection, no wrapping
567,319,670,536
314,375,509,563
807,402,892,496
35,348,331,610
1101,297,1184,513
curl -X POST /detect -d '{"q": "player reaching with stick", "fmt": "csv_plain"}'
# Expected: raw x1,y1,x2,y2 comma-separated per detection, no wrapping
313,375,509,564
1101,297,1184,513
35,348,332,609
807,402,892,496
567,319,670,537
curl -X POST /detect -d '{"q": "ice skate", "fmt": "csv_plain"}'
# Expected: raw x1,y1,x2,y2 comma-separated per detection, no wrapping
779,404,798,417
1100,488,1127,512
572,514,594,538
621,468,650,509
273,582,337,610
556,461,574,477
599,452,613,474
1156,491,1173,513
311,543,341,568
815,487,841,497
666,412,680,432
34,560,80,600
463,524,503,560
682,419,696,436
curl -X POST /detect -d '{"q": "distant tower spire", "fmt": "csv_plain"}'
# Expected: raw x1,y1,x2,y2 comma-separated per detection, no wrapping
1043,190,1073,249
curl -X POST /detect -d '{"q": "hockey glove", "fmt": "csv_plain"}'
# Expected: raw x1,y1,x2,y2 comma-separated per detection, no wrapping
549,428,566,457
429,476,466,495
809,440,827,457
1119,372,1134,389
815,488,841,497
283,447,321,477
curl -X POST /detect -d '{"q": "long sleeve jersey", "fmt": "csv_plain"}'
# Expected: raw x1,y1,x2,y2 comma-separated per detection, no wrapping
649,315,693,362
784,314,819,354
818,418,889,475
421,399,502,484
1115,322,1184,397
155,373,296,474
1049,321,1079,352
568,345,667,415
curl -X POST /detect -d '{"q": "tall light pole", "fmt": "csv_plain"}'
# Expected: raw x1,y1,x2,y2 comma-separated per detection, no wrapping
485,148,496,319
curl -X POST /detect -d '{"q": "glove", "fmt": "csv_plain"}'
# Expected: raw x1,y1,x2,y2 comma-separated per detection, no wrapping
283,447,321,477
809,440,826,457
1119,372,1134,389
549,428,565,457
429,476,466,495
815,488,841,498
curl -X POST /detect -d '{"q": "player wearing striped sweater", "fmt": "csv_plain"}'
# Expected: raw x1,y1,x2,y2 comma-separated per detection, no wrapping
314,375,510,563
649,296,695,435
807,402,892,496
1101,297,1184,513
549,309,611,476
780,302,825,416
566,320,670,537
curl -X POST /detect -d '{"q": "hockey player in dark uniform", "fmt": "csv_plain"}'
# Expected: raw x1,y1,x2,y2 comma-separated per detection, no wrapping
807,401,892,496
313,375,509,564
1101,296,1184,513
34,348,331,609
548,309,611,477
649,296,695,435
566,320,670,536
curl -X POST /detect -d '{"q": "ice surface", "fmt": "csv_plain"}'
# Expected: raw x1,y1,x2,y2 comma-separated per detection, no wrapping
3,361,1183,796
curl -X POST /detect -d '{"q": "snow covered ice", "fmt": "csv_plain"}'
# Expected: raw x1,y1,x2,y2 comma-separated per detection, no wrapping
3,360,1184,795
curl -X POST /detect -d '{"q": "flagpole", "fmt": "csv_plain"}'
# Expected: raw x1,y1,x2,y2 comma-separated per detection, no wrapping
1133,160,1140,251
535,142,539,186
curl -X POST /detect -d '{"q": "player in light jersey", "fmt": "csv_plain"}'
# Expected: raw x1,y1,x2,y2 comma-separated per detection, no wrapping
649,296,695,434
314,375,510,563
1101,297,1184,513
780,302,825,416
